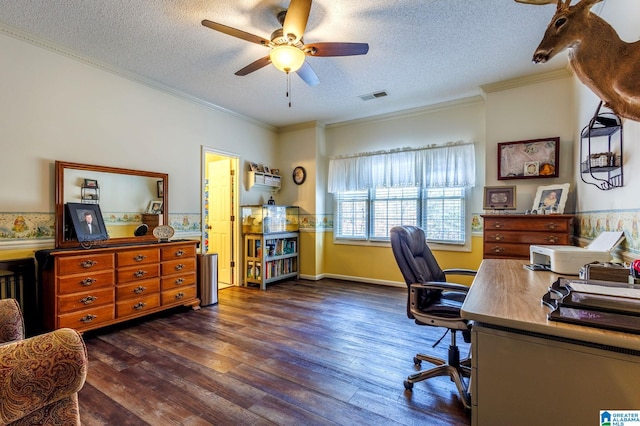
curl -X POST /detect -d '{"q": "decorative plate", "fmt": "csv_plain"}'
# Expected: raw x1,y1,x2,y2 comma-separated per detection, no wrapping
153,225,175,241
293,166,306,185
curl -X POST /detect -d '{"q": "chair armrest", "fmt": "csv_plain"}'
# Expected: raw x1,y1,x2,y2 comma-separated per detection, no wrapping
410,281,470,293
442,268,477,277
0,299,25,343
0,328,88,424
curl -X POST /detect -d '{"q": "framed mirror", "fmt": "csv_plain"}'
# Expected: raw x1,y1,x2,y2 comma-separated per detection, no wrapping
55,161,168,248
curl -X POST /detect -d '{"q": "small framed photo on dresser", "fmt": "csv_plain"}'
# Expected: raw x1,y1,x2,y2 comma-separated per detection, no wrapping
483,186,516,210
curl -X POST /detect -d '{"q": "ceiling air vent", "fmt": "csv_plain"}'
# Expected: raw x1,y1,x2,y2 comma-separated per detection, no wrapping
359,90,389,101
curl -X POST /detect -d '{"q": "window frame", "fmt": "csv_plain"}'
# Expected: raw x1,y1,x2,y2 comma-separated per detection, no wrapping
334,185,470,249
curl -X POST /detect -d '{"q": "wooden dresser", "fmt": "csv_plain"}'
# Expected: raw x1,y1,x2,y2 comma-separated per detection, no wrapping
38,240,199,333
481,214,574,259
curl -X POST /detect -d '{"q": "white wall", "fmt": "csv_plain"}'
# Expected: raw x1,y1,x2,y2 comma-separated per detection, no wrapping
484,75,575,212
0,31,277,216
573,0,640,213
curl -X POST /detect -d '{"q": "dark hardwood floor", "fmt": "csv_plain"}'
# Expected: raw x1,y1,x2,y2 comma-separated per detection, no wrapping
78,279,471,425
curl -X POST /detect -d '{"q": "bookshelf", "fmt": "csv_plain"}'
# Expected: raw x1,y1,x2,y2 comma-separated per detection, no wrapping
241,205,299,290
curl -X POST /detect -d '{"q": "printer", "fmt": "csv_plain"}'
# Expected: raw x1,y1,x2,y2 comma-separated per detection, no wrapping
529,231,625,275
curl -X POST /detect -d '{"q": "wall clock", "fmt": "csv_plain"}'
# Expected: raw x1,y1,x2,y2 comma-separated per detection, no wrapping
292,166,306,185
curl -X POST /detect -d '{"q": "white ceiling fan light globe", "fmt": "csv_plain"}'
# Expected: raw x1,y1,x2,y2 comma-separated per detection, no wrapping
270,45,306,73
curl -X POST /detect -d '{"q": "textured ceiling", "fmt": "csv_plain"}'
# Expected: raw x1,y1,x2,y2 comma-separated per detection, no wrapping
0,0,570,128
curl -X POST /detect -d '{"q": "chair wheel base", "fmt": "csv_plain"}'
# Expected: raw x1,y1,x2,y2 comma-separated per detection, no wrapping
413,357,421,366
404,380,414,390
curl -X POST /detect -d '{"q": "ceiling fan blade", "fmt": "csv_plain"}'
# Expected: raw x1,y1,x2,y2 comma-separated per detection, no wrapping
235,56,272,76
283,0,312,43
296,61,320,87
201,20,270,46
303,42,369,57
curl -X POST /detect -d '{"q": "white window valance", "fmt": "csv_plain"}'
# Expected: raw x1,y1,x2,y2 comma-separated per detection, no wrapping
328,142,476,193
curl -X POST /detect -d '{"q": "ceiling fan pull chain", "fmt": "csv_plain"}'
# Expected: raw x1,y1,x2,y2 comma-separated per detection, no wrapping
287,71,292,108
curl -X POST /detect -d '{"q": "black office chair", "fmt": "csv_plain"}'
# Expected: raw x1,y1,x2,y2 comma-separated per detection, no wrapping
390,225,475,409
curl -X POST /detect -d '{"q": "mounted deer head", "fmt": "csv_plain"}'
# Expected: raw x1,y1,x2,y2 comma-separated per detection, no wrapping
526,0,640,122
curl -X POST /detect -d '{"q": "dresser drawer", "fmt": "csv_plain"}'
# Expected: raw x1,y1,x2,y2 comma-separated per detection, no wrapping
116,248,160,267
57,270,115,294
117,264,160,284
58,288,114,314
484,217,572,232
116,294,160,318
161,244,196,261
161,272,196,290
58,304,115,330
161,258,196,276
161,285,196,305
483,231,571,245
483,243,531,259
116,278,160,300
56,253,114,276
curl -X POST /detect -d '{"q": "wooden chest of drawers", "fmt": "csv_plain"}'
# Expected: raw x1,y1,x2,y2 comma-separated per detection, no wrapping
39,240,200,333
482,214,574,259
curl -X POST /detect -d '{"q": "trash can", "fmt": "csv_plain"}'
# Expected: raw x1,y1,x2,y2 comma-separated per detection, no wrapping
197,253,218,306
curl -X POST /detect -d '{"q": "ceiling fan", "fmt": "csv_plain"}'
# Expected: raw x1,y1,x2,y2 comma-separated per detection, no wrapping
201,0,369,87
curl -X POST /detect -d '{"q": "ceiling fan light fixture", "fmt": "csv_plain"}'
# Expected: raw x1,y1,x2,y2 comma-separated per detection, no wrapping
270,45,306,73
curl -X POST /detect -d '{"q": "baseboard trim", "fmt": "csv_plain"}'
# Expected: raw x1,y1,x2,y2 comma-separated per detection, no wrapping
299,273,404,288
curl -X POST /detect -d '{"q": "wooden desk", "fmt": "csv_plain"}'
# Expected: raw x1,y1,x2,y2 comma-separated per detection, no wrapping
462,259,640,426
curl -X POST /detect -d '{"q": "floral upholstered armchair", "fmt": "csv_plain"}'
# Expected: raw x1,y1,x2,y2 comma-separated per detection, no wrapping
0,299,88,425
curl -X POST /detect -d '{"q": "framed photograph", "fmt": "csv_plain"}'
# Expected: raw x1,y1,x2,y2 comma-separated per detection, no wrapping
147,200,163,214
249,162,259,172
271,168,280,176
83,178,98,188
524,161,539,177
532,183,570,214
264,166,271,174
66,202,109,242
483,186,516,210
498,137,559,180
157,180,164,198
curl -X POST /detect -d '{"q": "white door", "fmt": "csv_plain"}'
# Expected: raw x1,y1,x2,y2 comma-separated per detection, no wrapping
207,158,233,286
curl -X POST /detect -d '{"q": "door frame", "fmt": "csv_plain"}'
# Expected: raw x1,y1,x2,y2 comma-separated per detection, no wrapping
201,146,241,287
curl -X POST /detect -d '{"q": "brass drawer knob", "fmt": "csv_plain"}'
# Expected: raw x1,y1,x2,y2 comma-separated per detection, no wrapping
546,223,557,230
175,250,185,257
134,270,148,278
133,286,147,294
174,278,184,285
80,314,97,323
80,295,97,305
79,260,97,268
545,235,559,243
134,254,147,262
175,292,185,300
80,277,96,286
175,264,185,271
493,234,503,241
133,302,147,310
491,246,505,254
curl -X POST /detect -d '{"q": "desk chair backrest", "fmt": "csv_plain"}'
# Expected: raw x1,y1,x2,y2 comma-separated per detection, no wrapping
390,225,445,318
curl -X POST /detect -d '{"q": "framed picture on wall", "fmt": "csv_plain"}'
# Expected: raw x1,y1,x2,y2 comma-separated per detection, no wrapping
498,137,559,180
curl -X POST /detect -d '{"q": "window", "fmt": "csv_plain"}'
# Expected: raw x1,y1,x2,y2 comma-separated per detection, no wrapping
334,186,466,244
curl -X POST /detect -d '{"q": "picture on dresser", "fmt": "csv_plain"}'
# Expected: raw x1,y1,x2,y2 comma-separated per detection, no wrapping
66,202,109,242
498,137,559,180
532,183,570,214
483,186,517,210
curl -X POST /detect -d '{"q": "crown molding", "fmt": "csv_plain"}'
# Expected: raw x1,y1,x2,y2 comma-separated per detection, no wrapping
481,67,573,94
